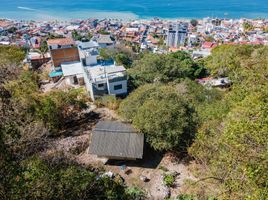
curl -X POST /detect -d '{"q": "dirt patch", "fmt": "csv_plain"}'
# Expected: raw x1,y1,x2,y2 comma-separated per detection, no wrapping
40,106,196,199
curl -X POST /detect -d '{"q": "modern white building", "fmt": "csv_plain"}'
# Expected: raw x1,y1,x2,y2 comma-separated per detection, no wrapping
77,40,99,66
60,40,128,101
84,64,127,101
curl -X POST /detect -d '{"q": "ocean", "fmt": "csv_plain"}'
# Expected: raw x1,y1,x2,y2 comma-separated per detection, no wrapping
1,0,268,20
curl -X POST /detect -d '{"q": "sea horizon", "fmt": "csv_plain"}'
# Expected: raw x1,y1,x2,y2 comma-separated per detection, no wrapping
1,0,268,21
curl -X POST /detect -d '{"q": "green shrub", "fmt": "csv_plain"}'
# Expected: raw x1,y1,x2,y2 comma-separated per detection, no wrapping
163,174,175,187
126,186,147,200
176,194,197,200
96,95,121,110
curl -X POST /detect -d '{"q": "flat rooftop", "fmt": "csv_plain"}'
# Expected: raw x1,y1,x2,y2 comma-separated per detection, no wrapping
86,64,126,82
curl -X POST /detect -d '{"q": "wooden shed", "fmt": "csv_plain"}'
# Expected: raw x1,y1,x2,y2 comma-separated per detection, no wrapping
90,120,144,160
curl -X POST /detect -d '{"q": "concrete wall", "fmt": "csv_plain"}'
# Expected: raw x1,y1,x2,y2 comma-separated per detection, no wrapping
85,55,97,66
108,80,127,95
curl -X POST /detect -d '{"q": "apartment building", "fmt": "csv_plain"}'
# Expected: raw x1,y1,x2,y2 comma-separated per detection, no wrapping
166,23,188,47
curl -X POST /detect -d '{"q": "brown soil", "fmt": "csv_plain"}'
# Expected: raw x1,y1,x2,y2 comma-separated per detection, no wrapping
41,106,196,199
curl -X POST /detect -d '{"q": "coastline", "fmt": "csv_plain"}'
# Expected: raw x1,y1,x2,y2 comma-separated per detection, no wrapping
1,9,268,22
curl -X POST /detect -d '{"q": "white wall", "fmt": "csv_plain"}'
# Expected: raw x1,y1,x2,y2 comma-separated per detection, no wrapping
49,44,58,50
108,80,127,95
85,55,97,66
83,69,95,101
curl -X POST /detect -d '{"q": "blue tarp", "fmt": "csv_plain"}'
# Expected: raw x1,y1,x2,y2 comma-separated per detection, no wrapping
49,70,63,78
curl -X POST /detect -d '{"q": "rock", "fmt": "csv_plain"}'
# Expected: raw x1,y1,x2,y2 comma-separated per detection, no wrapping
101,171,114,178
163,186,171,199
140,175,150,182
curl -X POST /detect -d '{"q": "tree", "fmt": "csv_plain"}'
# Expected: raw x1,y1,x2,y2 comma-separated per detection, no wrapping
204,36,214,42
189,45,268,199
72,30,83,41
243,22,254,31
99,48,115,60
205,44,259,77
115,52,132,68
97,29,110,35
0,45,146,200
128,51,205,89
0,46,25,65
4,71,88,133
87,32,93,40
7,27,17,34
9,157,129,200
119,84,197,151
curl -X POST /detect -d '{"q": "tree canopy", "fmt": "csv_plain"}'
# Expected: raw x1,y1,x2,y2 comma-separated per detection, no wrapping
128,51,207,89
189,45,268,199
119,83,198,151
0,49,139,199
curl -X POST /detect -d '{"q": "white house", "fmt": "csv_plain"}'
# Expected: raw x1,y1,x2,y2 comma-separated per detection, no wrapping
60,40,128,100
61,61,84,85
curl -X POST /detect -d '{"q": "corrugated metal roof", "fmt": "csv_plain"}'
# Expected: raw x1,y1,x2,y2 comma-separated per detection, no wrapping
90,120,144,159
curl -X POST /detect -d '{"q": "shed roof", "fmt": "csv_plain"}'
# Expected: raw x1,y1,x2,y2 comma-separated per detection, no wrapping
90,120,144,159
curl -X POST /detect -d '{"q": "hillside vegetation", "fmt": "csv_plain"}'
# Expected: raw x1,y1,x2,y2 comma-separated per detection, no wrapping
119,45,268,199
1,45,267,199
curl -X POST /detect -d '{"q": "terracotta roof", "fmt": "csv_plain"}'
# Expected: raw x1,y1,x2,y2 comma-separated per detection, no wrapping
202,42,214,48
0,20,12,28
202,42,218,49
47,38,74,46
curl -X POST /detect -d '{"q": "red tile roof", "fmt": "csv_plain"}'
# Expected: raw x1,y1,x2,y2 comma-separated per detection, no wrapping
202,42,218,49
47,38,74,46
0,20,12,28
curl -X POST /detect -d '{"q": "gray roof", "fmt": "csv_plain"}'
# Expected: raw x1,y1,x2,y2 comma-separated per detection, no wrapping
97,35,114,44
86,65,126,82
90,120,144,159
78,40,99,49
61,61,84,76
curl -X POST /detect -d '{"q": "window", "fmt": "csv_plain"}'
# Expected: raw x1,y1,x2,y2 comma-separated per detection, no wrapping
114,84,122,90
97,83,105,89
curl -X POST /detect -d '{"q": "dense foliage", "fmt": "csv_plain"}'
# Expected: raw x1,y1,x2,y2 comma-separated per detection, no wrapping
9,157,129,200
99,46,135,68
1,43,268,200
128,51,207,89
0,46,25,65
4,71,88,133
119,84,198,151
0,46,134,200
189,45,268,199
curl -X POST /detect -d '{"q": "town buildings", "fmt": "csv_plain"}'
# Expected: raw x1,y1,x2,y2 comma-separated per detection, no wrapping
0,17,267,97
47,37,127,101
166,23,188,47
47,38,80,68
